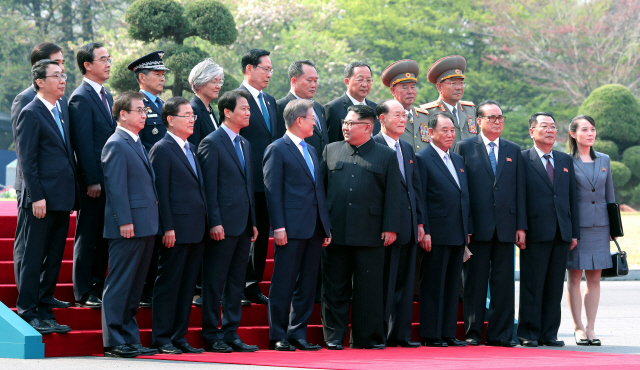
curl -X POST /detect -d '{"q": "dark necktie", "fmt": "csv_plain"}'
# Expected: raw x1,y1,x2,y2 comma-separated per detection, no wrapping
451,106,459,128
234,136,245,173
156,97,163,111
488,142,497,175
100,86,109,113
184,142,198,177
258,91,271,133
135,138,149,166
544,154,554,184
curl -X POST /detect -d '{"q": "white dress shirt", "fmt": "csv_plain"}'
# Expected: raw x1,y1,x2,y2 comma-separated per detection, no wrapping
83,77,110,111
534,145,554,168
381,131,404,161
242,81,265,114
36,94,62,122
442,100,461,126
167,131,189,155
480,131,499,162
117,126,140,142
430,142,460,187
285,131,314,170
221,124,244,157
346,92,365,105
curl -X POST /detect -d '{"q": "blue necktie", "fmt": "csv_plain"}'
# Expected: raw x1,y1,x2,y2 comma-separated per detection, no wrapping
156,97,163,111
258,91,271,133
300,141,315,182
234,136,245,173
135,137,149,166
489,142,497,175
184,142,198,178
395,141,405,180
52,106,65,143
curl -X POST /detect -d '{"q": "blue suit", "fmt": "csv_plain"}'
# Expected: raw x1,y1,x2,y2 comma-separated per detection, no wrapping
101,128,160,347
14,96,77,323
68,80,116,302
263,134,331,341
139,93,165,152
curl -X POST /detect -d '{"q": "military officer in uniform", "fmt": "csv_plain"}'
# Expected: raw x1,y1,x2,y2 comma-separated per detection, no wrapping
420,55,477,146
381,59,430,153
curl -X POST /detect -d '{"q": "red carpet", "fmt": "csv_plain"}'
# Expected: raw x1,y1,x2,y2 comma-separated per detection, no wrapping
136,347,640,370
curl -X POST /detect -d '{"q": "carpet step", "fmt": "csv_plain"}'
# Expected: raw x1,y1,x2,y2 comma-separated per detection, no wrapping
0,214,76,239
0,238,75,262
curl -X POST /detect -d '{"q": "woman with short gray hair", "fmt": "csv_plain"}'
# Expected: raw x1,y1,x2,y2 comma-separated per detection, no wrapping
188,58,224,145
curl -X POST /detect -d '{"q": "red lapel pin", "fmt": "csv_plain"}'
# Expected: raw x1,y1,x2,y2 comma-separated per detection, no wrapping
602,167,606,172
564,168,568,172
506,157,512,162
460,168,465,172
410,160,413,164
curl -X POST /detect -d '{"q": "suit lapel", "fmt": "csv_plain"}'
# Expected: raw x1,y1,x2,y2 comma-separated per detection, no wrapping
121,130,151,171
529,148,553,189
166,134,198,180
240,85,270,135
285,135,315,183
553,151,564,190
573,157,594,189
400,141,411,188
592,156,603,189
312,102,326,137
494,140,508,182
220,129,246,177
429,145,460,189
83,81,113,126
475,136,495,180
36,99,65,144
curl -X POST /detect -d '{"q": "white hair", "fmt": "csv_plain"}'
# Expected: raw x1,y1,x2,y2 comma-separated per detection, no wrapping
188,58,224,93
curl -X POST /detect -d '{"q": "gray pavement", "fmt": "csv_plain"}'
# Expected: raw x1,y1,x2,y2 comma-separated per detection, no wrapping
0,280,638,369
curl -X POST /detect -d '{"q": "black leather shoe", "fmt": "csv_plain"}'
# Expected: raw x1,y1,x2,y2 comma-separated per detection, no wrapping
269,339,295,351
247,293,269,305
193,296,203,307
350,343,386,349
423,338,448,347
128,343,158,355
326,340,343,350
139,295,152,308
50,298,72,308
41,319,71,333
588,338,601,346
520,339,538,347
75,293,102,308
465,338,480,346
176,342,204,353
104,344,140,358
387,340,420,348
241,294,252,306
444,338,467,347
28,318,55,334
289,338,321,351
486,340,517,347
206,340,233,353
226,338,259,352
155,343,182,354
540,339,564,347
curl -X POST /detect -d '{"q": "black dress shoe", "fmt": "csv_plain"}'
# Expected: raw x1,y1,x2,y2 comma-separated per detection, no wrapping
206,340,233,353
387,340,420,348
444,338,467,347
175,342,204,353
247,293,269,305
326,340,344,350
350,343,386,349
465,338,480,346
28,318,55,334
540,339,564,347
241,294,252,306
226,338,259,352
520,339,538,347
50,298,72,308
104,344,140,358
128,343,159,355
486,340,517,347
289,338,321,351
75,293,102,308
139,295,152,308
269,339,295,351
155,343,182,354
41,319,71,333
574,332,589,346
588,338,601,346
423,338,448,347
193,296,203,307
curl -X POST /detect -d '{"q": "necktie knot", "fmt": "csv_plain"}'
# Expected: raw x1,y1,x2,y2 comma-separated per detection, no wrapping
300,140,307,149
489,142,495,148
543,154,551,160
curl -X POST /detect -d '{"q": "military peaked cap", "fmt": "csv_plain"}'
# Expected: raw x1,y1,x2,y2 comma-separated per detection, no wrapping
381,59,420,87
426,55,466,85
127,51,170,72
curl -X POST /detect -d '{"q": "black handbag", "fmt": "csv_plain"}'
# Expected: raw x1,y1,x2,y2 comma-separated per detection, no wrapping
607,203,624,237
601,239,629,277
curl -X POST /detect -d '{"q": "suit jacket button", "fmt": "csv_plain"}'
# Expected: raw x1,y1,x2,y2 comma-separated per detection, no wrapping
350,188,353,191
592,201,595,204
156,200,158,204
349,203,352,206
592,188,595,192
351,175,355,177
408,206,411,210
246,200,249,204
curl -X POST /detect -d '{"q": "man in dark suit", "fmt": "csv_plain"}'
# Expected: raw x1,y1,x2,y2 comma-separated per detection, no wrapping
518,112,579,347
237,49,278,306
325,61,380,143
416,112,472,347
11,42,71,309
264,99,332,351
69,42,116,308
149,97,207,354
452,100,527,347
14,60,77,334
321,105,401,350
197,90,259,353
372,100,423,348
101,92,160,358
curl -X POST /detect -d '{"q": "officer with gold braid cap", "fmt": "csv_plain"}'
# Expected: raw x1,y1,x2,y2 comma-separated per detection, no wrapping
420,55,477,146
381,59,430,153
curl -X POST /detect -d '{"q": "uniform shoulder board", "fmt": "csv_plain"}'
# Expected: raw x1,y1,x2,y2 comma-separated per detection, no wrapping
460,100,475,107
420,101,440,110
414,107,429,115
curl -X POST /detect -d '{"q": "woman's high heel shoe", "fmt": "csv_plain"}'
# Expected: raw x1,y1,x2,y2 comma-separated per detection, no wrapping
575,332,589,346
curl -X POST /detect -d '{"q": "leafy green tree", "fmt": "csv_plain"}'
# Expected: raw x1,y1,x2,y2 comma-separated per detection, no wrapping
593,139,619,160
611,160,631,188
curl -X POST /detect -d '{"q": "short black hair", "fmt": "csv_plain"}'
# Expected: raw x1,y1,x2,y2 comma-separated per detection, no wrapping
76,42,104,75
31,59,60,92
218,90,252,123
375,99,396,118
428,112,454,129
241,49,270,74
344,61,371,78
162,96,191,128
288,59,315,80
112,91,144,122
476,100,502,117
31,43,63,66
347,104,376,123
529,112,555,128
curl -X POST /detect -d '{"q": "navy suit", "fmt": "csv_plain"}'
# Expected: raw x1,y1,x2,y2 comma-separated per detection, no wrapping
14,96,77,323
324,93,380,143
237,84,278,298
188,95,219,146
101,129,160,347
263,134,331,341
416,144,472,341
372,133,421,343
518,148,579,343
197,127,256,343
139,93,165,152
275,92,330,155
69,80,116,301
149,133,207,347
453,135,527,343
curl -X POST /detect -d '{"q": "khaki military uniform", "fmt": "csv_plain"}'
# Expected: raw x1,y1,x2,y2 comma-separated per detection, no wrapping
400,106,431,153
419,99,477,146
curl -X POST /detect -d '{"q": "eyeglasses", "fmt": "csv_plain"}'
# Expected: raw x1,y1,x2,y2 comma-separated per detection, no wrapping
479,115,506,123
44,73,68,81
255,65,274,74
353,77,373,85
209,79,224,87
533,125,557,131
172,114,198,121
341,119,370,128
125,108,147,116
93,56,113,64
442,81,466,87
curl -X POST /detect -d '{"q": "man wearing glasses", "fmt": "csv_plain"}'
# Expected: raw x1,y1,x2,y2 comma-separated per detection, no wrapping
69,42,116,310
325,61,380,143
452,100,527,347
420,55,477,146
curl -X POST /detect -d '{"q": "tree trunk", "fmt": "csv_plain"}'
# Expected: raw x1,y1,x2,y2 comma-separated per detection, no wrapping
80,0,93,41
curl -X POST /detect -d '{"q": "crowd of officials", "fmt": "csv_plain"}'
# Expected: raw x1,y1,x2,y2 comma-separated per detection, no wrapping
10,41,615,358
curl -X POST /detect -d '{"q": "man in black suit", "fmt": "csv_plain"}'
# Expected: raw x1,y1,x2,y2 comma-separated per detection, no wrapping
321,105,401,350
11,42,71,309
69,42,116,309
237,49,278,306
197,90,259,353
264,99,332,351
325,61,380,143
416,112,472,348
452,100,527,347
518,112,579,347
101,92,160,358
149,97,207,354
372,100,423,348
14,60,77,334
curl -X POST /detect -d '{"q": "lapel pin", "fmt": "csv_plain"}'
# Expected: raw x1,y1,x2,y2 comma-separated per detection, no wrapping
564,167,568,172
506,157,512,162
602,167,606,172
460,168,465,172
410,160,413,164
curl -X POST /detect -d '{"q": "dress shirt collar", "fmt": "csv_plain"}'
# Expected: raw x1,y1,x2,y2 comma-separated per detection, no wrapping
167,130,187,151
285,131,304,146
117,125,140,142
242,81,261,98
83,77,105,96
430,142,451,160
36,94,56,112
442,100,458,113
380,131,400,150
534,144,553,159
480,131,499,148
221,123,238,142
346,91,365,105
290,90,302,100
140,89,159,103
